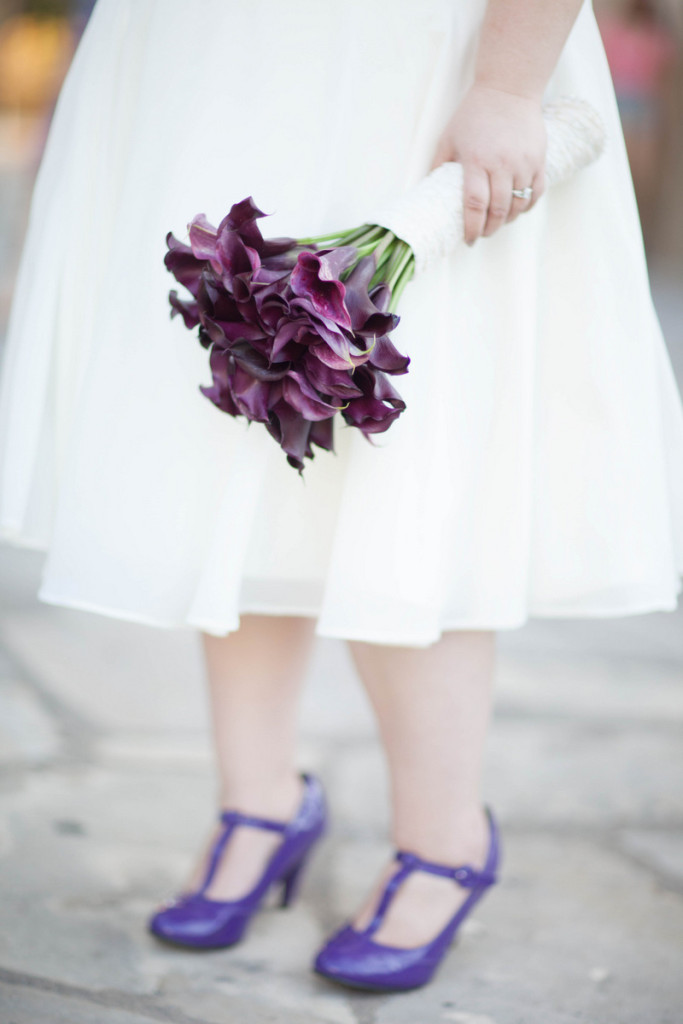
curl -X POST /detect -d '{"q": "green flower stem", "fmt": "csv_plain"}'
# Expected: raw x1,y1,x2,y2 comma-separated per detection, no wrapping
298,223,387,249
372,247,395,282
335,225,376,246
354,240,383,259
371,229,396,267
388,257,415,311
296,226,361,245
387,243,413,291
354,224,386,242
373,239,401,287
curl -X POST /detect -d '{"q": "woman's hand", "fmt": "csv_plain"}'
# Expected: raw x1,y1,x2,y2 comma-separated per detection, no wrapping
430,83,547,245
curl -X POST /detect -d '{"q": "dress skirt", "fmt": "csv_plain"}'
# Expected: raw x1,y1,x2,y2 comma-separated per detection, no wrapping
1,0,683,645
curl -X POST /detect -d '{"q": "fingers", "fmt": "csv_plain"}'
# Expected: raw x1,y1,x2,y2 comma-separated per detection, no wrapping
462,164,490,246
466,164,544,241
527,164,546,211
482,170,513,238
507,177,534,224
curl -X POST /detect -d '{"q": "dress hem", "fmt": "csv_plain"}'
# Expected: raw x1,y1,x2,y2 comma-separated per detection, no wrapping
34,583,682,647
0,525,50,551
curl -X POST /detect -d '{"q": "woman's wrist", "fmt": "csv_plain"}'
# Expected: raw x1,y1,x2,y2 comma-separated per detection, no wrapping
471,77,545,106
471,0,585,106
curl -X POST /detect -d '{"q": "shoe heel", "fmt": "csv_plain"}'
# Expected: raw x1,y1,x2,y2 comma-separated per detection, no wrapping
279,853,310,908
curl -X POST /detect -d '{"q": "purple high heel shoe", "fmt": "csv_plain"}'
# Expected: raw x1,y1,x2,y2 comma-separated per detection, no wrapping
148,772,327,949
313,805,501,992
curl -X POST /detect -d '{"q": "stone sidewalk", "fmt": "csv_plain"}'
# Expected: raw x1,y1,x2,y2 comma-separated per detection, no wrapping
0,541,682,1024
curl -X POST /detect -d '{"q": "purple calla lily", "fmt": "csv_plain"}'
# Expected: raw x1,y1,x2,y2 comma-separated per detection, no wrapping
342,365,406,436
165,197,413,471
290,251,353,329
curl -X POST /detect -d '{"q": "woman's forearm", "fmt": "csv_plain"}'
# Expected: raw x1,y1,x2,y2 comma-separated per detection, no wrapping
474,0,586,101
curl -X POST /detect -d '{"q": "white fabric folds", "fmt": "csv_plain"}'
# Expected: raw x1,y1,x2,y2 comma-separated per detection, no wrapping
1,0,683,645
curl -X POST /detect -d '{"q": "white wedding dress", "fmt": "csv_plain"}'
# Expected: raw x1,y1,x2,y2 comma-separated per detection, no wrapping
1,0,683,645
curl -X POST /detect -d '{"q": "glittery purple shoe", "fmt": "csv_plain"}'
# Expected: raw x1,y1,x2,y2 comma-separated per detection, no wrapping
313,805,500,992
148,772,327,949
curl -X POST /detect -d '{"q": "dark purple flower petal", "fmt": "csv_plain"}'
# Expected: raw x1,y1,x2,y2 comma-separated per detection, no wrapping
365,334,410,374
308,416,335,453
197,273,222,314
217,197,268,252
231,366,271,422
343,256,401,339
269,316,323,360
370,283,391,312
258,305,288,337
232,272,257,303
210,288,241,322
260,249,304,271
314,245,358,279
223,197,266,226
342,367,406,436
200,380,240,416
340,254,377,329
201,315,266,347
260,237,300,257
207,345,232,386
164,233,204,297
266,400,313,472
290,251,352,329
255,299,288,335
169,289,200,329
199,348,239,415
234,296,260,326
216,229,259,284
288,296,347,345
188,214,220,267
302,353,363,399
308,339,373,371
231,341,289,382
253,275,289,304
282,371,342,421
218,197,298,258
198,326,213,350
253,265,292,285
286,297,376,370
355,310,401,340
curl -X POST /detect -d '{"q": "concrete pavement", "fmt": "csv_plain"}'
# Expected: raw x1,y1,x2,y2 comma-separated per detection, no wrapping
0,539,682,1024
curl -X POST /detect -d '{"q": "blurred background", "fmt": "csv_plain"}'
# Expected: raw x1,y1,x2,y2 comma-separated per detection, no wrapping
0,0,682,311
0,4,682,1023
0,0,681,329
0,0,95,329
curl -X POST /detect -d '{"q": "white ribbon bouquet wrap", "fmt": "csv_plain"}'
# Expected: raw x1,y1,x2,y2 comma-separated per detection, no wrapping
166,96,607,471
372,96,607,276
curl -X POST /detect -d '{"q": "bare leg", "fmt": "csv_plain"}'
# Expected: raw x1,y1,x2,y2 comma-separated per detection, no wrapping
174,615,315,901
347,630,496,947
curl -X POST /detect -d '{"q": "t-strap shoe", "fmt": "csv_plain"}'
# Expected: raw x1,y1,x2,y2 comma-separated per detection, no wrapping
148,772,327,949
313,805,500,992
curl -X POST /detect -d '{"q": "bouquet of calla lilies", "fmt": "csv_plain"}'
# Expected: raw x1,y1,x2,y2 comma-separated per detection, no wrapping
165,97,606,472
165,203,412,471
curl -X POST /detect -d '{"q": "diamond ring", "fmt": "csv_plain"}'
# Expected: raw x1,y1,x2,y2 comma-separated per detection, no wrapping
511,186,533,200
